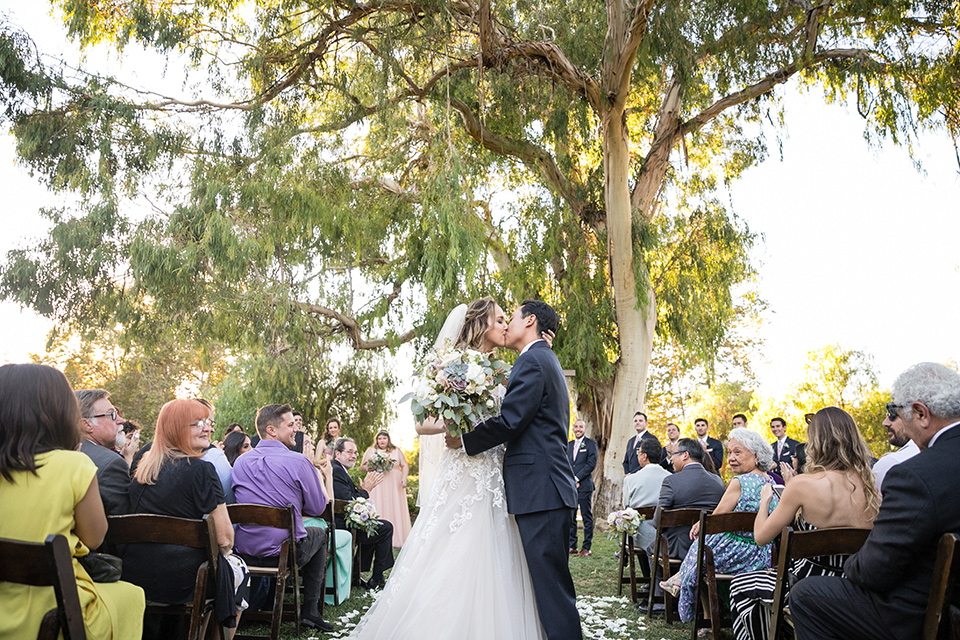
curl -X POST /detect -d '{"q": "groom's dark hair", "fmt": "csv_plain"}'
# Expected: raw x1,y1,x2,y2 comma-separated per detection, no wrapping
520,300,560,335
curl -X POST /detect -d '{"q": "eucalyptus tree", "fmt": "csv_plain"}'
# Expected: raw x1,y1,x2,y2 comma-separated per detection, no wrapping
1,0,955,508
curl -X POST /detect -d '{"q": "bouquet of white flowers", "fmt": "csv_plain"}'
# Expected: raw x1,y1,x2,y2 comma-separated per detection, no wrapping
367,450,395,473
343,497,382,536
606,507,643,539
401,344,511,436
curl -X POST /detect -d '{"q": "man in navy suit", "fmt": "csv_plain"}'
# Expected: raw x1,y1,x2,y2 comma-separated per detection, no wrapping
622,412,661,474
694,417,724,472
568,418,598,556
769,416,801,472
449,300,582,640
792,362,960,640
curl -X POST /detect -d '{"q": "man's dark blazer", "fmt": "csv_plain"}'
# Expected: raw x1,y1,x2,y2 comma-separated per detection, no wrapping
704,436,725,472
649,461,725,558
838,425,960,637
80,439,130,517
331,459,394,579
771,436,801,470
462,339,581,640
568,437,598,492
622,431,661,475
462,341,577,514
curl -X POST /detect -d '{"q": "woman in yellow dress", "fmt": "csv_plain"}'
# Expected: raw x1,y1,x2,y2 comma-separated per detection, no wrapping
0,363,145,639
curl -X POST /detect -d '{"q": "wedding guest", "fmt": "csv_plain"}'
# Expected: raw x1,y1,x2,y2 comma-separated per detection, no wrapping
791,362,960,640
568,419,598,556
694,417,725,472
660,428,778,623
649,438,726,559
769,416,801,474
729,407,879,640
223,430,252,466
120,419,142,467
624,438,670,550
196,398,235,503
332,437,394,589
76,388,130,517
232,403,334,633
0,364,145,640
871,403,920,492
125,399,248,640
361,430,412,548
660,422,681,471
622,412,660,474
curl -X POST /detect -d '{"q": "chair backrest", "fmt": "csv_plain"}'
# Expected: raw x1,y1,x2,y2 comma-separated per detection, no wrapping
770,526,872,640
106,513,219,569
227,504,293,532
923,532,960,640
700,510,758,538
0,534,86,640
635,505,657,522
658,507,704,530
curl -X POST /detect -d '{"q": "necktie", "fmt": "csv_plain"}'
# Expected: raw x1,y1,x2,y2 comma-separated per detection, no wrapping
778,440,783,457
574,440,580,460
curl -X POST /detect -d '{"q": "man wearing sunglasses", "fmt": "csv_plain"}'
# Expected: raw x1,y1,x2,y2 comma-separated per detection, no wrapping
76,388,130,517
871,401,920,492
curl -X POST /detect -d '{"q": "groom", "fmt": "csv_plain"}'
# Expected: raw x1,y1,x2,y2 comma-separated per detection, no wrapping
447,300,582,640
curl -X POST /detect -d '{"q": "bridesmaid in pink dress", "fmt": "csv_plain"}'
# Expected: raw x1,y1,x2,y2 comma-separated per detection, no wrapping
361,430,413,547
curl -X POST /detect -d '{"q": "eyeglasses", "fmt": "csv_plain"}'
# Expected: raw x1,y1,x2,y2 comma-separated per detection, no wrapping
669,450,684,457
88,409,119,422
885,402,903,422
189,419,215,429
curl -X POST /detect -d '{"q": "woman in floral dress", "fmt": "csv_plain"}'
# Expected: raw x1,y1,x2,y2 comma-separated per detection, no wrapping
661,427,780,623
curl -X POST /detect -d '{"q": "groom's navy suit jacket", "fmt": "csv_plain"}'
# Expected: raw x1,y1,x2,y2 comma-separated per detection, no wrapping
462,340,577,514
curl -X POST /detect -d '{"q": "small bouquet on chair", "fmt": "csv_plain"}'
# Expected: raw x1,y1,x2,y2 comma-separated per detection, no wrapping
367,450,395,473
344,497,382,536
401,344,511,436
606,507,644,540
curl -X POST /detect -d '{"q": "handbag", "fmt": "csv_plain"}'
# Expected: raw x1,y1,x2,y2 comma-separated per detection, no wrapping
79,552,123,582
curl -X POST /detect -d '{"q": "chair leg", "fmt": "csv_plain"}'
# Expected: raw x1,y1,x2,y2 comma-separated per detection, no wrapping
270,576,284,640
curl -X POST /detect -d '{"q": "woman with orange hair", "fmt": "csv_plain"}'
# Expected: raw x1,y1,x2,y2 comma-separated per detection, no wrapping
124,399,247,639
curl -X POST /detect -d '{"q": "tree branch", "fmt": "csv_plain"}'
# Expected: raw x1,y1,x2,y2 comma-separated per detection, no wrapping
295,301,419,350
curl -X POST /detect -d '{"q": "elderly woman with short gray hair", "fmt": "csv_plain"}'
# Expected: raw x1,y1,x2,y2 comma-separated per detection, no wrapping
660,427,779,625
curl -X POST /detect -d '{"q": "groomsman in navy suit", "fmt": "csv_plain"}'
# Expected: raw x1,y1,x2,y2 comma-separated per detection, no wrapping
450,300,582,640
622,412,661,474
694,417,725,472
568,419,598,556
770,416,800,472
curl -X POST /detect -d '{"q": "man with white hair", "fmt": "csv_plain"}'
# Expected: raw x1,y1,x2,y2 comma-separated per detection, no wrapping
792,362,960,640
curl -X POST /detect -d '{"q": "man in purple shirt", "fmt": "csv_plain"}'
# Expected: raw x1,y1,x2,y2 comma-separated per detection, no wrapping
232,403,334,633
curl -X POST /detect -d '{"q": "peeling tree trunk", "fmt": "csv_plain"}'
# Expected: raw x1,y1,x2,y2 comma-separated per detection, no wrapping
587,103,659,516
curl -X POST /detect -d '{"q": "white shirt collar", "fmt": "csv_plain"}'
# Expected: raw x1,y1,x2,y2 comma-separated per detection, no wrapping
927,420,960,448
520,338,544,355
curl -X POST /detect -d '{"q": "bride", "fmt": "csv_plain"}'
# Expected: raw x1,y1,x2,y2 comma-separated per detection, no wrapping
348,297,547,640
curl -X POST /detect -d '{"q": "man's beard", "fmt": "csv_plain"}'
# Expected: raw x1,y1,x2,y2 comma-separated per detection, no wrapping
889,433,910,448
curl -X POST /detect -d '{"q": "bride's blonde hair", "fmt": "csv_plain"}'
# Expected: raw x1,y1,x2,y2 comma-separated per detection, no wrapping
455,297,498,351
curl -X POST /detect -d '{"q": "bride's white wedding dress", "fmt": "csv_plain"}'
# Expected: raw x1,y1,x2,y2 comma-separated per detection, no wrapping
348,443,547,639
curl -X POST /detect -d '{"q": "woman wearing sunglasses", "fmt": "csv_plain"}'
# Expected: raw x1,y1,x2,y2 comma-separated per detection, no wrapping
124,399,248,639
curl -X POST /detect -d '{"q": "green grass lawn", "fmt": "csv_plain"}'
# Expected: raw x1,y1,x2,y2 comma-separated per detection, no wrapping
242,532,713,639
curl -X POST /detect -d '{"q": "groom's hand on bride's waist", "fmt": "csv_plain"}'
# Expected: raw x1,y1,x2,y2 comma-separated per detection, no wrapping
444,433,462,450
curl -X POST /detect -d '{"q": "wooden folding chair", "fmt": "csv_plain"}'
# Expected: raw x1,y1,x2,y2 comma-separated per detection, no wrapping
617,506,656,603
107,514,220,640
647,508,704,621
321,500,349,606
333,499,362,583
0,534,86,640
691,510,759,640
923,532,960,640
227,503,301,640
769,525,871,640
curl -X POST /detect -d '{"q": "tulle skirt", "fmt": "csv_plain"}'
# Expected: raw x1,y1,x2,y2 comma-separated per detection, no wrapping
348,447,546,640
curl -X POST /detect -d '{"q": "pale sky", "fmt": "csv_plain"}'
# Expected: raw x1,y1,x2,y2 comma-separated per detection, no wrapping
2,3,959,447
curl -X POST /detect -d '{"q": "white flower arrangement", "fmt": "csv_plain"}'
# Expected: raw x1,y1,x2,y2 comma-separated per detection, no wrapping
367,450,395,473
401,344,511,436
343,497,382,536
605,507,643,539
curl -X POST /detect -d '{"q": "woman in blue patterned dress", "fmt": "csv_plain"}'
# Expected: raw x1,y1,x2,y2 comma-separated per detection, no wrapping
660,427,779,623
